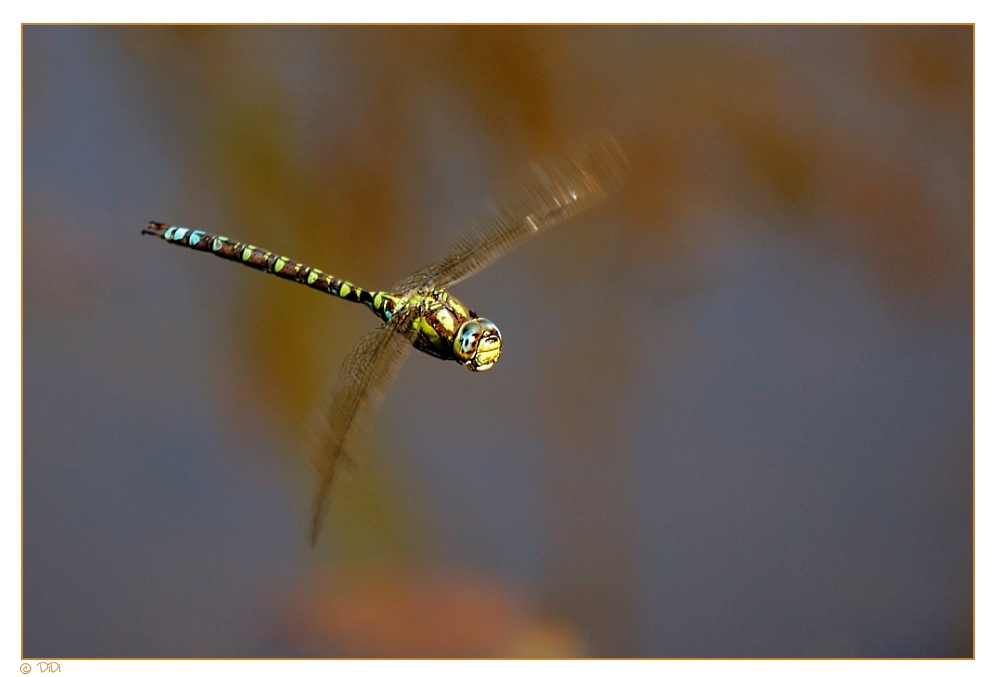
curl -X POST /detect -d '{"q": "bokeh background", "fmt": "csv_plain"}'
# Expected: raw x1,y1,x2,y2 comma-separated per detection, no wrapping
23,25,972,658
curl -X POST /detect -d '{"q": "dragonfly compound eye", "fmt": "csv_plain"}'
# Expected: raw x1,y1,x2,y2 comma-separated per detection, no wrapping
454,318,502,372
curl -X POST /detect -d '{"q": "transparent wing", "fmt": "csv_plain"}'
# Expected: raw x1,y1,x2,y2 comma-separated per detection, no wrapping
308,311,414,545
394,133,629,294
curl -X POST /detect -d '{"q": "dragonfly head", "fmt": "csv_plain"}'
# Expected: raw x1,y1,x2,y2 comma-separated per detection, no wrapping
454,318,502,372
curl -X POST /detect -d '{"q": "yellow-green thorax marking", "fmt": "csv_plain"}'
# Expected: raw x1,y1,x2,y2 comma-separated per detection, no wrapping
398,289,502,372
142,222,502,372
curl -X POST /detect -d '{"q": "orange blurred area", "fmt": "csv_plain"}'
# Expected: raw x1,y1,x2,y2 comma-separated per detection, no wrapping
276,570,583,658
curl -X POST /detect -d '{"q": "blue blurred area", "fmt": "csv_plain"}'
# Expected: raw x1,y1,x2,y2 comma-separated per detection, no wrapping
22,26,971,657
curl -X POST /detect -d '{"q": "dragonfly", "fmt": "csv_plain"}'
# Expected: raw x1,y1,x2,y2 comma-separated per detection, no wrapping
143,134,628,545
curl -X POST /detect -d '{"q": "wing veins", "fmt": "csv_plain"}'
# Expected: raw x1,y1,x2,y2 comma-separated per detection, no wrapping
308,311,414,545
394,134,628,293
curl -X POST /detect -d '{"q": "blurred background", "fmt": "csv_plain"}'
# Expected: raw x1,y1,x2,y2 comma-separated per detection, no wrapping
22,26,972,658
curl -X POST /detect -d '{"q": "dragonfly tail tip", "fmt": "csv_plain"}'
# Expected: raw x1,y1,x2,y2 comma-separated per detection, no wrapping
142,221,169,237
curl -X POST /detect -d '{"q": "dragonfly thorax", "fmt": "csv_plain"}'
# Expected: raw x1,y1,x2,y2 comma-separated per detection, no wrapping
401,290,502,372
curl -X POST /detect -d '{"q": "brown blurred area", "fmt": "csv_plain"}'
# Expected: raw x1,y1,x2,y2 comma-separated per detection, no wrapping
122,24,970,395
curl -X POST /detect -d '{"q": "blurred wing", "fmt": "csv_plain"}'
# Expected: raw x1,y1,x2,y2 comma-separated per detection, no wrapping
308,311,414,546
394,133,629,294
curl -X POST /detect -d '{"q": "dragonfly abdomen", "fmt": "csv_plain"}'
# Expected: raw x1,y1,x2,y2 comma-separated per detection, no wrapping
142,221,399,321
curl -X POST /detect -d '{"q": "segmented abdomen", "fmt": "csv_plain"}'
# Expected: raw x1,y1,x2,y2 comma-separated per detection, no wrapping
142,221,398,320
